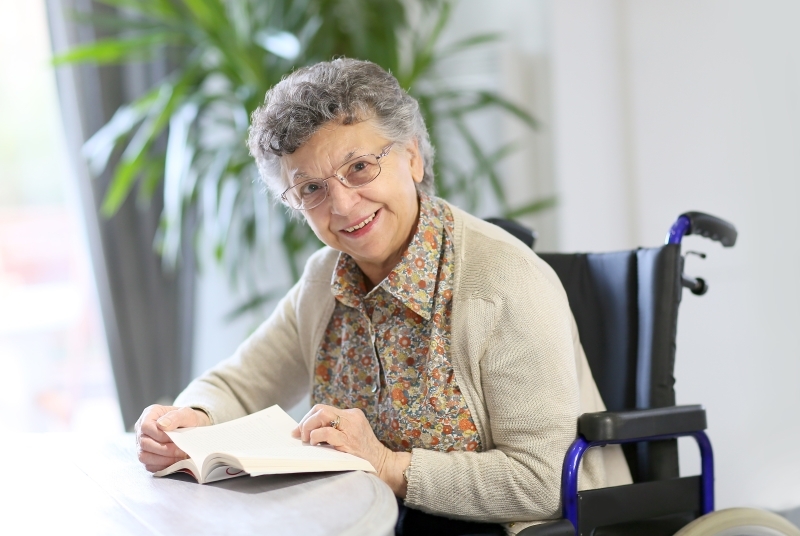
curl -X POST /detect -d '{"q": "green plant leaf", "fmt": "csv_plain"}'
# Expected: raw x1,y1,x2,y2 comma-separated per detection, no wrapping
399,0,452,87
452,115,511,213
224,290,279,321
82,87,162,175
68,11,168,33
52,33,178,65
474,91,539,129
160,101,200,269
183,0,226,28
100,152,146,216
94,0,181,18
138,154,167,201
436,32,500,60
215,177,241,256
100,65,201,216
505,196,558,219
60,0,545,313
441,90,538,130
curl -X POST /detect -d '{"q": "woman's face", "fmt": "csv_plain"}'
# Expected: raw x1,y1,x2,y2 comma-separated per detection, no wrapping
281,119,424,284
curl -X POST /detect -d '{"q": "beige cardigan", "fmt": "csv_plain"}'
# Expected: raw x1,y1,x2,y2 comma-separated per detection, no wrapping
175,203,631,529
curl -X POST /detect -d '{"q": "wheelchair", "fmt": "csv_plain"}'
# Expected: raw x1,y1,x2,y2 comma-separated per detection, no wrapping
487,212,799,536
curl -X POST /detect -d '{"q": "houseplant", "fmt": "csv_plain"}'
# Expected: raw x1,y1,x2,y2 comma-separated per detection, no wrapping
56,0,553,316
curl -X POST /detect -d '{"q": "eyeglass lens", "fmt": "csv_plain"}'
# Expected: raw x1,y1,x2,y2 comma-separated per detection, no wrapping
286,154,381,210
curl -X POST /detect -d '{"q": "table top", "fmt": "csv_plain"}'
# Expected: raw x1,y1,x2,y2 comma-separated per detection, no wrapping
0,433,397,536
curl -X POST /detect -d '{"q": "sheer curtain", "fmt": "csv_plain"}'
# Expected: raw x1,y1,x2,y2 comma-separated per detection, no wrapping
45,0,194,428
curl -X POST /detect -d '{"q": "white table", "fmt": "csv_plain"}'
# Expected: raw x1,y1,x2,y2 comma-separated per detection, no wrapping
0,434,397,535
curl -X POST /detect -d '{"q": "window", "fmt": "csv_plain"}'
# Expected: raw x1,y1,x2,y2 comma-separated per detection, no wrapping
0,1,122,433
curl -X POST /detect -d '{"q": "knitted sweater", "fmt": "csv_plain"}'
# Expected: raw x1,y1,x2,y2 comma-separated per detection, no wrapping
174,203,632,530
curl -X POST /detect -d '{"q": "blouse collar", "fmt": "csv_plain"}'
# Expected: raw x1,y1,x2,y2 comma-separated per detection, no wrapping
330,193,445,320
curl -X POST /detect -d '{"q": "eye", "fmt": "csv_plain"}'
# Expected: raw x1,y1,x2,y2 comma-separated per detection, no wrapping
345,158,374,175
344,159,377,183
298,180,323,197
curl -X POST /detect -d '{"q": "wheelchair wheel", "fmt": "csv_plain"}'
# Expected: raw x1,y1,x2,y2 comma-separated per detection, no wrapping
674,508,800,536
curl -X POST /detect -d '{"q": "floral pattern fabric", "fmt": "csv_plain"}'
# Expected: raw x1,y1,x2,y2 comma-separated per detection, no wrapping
312,194,482,453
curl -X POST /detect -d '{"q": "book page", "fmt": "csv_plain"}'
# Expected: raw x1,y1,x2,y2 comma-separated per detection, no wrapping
204,465,247,483
166,405,299,469
234,445,375,464
152,458,200,480
164,405,375,478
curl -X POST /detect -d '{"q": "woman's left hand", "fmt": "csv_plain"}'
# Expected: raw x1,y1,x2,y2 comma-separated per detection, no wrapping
292,404,390,474
292,404,411,496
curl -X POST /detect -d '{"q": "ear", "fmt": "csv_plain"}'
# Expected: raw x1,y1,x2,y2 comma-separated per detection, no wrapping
405,138,425,184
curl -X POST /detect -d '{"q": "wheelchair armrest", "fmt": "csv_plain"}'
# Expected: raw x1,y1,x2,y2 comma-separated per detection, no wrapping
578,405,706,442
517,519,575,536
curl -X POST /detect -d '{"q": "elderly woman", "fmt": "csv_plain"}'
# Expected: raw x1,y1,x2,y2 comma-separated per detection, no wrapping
135,58,630,535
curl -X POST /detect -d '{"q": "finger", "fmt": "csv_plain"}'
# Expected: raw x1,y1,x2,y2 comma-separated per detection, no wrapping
295,404,330,433
156,406,200,431
137,449,186,468
299,408,337,442
296,407,325,442
135,405,158,437
192,408,211,427
141,415,172,444
139,435,187,459
309,426,347,448
135,415,144,446
144,464,167,473
144,463,178,473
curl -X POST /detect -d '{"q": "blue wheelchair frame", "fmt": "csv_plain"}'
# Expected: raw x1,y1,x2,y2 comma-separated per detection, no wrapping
491,211,737,535
562,431,714,529
555,212,736,535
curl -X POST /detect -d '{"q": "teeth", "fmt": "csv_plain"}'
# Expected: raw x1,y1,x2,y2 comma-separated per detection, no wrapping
344,212,376,233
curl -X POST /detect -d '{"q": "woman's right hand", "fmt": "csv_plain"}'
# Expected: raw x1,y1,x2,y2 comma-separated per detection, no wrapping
134,405,211,472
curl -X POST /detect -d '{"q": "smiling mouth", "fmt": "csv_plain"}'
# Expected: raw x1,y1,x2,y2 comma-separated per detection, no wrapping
343,211,377,233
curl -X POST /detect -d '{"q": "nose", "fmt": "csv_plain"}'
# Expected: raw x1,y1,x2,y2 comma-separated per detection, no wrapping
326,178,361,215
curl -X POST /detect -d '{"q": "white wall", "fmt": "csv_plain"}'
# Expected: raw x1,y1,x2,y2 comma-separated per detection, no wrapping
551,0,800,511
551,1,636,252
442,0,559,249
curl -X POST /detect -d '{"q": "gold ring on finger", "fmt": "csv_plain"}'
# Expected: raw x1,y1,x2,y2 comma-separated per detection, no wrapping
329,415,340,430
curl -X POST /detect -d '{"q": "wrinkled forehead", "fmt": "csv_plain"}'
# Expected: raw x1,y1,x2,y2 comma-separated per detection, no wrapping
279,147,364,187
278,119,388,188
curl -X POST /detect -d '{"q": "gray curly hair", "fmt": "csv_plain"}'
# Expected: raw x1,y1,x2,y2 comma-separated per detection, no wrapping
247,58,435,201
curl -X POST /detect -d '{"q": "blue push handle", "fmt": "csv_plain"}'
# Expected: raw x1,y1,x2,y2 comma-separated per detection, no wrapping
666,211,737,247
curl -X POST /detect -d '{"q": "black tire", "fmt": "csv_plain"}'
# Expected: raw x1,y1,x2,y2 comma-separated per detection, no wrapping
674,508,800,536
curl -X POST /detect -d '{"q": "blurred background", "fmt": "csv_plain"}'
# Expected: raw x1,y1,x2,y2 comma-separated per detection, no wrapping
0,1,121,433
1,0,797,518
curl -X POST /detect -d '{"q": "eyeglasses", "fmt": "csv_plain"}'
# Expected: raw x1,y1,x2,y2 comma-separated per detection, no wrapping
280,144,394,210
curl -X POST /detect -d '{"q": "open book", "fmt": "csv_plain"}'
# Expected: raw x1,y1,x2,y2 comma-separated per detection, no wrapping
154,405,376,483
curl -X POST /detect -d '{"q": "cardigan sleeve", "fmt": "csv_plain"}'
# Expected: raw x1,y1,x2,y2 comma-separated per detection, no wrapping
173,279,310,425
404,260,580,522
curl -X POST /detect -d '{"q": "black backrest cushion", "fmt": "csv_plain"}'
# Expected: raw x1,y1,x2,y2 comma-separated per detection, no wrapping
539,246,682,412
538,252,639,412
484,217,536,249
484,218,685,481
635,246,682,410
540,245,683,481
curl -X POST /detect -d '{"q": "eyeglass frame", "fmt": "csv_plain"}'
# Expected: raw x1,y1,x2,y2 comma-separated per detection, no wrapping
280,143,395,211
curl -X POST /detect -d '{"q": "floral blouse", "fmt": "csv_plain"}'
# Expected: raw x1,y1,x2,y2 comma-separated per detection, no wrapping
312,194,482,453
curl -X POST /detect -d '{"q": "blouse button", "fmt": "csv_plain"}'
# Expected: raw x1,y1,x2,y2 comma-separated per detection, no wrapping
371,383,379,393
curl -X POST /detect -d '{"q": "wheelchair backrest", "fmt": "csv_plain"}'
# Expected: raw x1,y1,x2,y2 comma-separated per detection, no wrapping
538,246,683,412
539,246,683,482
487,218,686,481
